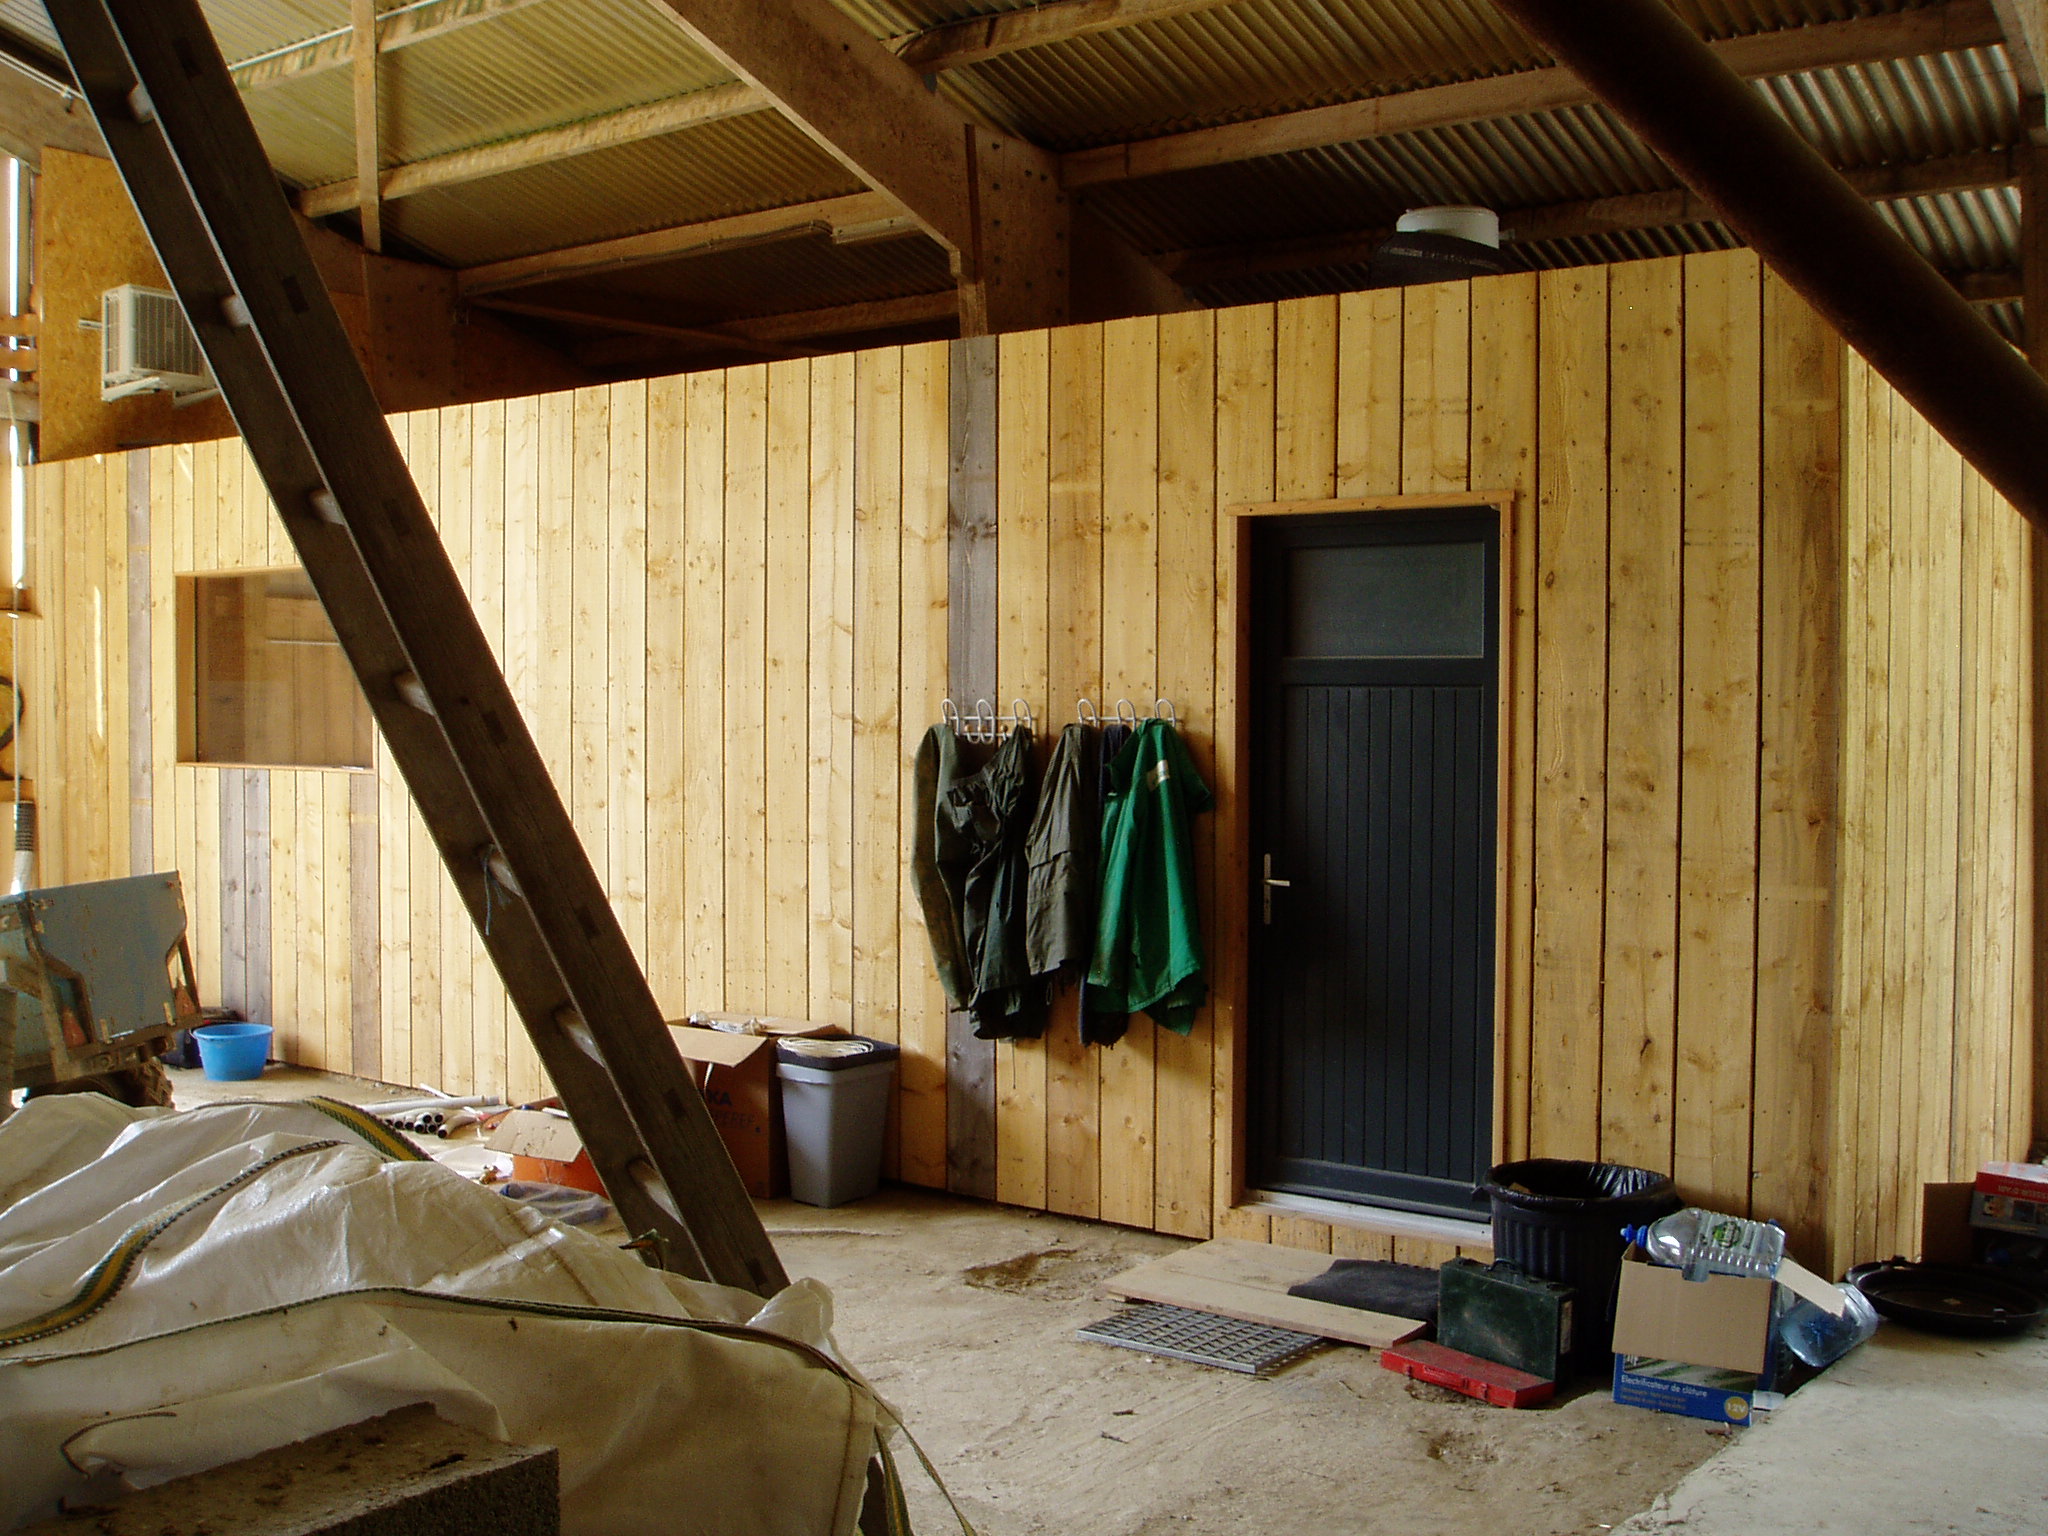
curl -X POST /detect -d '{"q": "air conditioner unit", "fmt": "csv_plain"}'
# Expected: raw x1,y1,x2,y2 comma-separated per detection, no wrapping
99,284,215,404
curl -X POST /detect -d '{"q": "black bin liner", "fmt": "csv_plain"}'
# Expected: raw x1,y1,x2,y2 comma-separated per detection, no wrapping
1480,1158,1682,1373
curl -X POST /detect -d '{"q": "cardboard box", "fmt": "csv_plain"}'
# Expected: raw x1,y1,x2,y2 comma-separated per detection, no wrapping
1976,1162,2048,1203
486,1109,605,1196
1610,1245,1778,1425
1972,1190,2048,1238
670,1016,839,1199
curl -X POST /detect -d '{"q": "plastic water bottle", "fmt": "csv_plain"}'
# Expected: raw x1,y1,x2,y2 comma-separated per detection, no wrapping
1775,1283,1880,1368
1625,1207,1787,1282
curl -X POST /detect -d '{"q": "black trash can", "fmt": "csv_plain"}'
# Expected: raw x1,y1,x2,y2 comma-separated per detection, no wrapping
1481,1159,1682,1373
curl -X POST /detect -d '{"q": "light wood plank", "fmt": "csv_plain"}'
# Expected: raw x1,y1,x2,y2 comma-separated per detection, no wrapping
439,405,476,1094
1752,271,1842,1263
1529,266,1609,1160
500,394,545,1101
1211,301,1274,1243
608,381,650,976
569,388,611,930
1269,1215,1333,1254
809,352,857,1029
1335,288,1403,498
1468,272,1540,1167
764,360,811,1018
852,349,906,1170
899,341,952,1187
1275,295,1338,500
471,398,510,1096
1045,321,1105,1219
149,448,177,877
646,375,690,1019
1098,314,1159,1231
298,772,327,1071
324,770,351,1074
400,412,442,1092
1599,258,1684,1172
1400,282,1471,494
268,771,297,1061
1154,307,1217,1240
682,373,728,1013
995,326,1051,1212
724,366,770,1013
1103,1239,1423,1348
1673,252,1764,1214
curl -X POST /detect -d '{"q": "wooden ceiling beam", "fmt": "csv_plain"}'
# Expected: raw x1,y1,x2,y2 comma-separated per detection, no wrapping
573,289,957,368
643,0,1070,331
456,191,903,295
298,80,764,217
229,0,552,92
349,0,382,252
1165,148,2024,286
1990,0,2048,142
466,293,807,357
890,0,1239,73
1063,0,2005,187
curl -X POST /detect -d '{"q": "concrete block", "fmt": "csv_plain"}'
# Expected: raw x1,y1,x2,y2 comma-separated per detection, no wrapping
25,1404,558,1535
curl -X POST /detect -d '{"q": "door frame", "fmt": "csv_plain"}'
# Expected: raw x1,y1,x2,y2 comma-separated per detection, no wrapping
1218,489,1525,1224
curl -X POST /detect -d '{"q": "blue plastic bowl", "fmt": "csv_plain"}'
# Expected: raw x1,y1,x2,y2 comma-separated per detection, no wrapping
193,1022,273,1081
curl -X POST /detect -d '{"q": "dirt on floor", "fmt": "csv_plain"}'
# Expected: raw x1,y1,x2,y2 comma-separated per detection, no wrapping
768,1190,1726,1536
168,1068,1725,1536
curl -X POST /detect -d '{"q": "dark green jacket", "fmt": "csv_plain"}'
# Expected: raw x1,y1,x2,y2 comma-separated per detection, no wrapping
1086,720,1212,1035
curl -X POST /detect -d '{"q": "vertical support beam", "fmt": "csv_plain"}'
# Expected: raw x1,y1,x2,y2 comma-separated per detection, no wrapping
350,0,382,252
946,333,998,1199
2024,148,2048,1151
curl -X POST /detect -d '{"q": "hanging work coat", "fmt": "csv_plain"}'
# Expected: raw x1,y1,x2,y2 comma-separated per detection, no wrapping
1086,719,1212,1037
1023,724,1102,986
937,729,1048,1040
910,724,974,1010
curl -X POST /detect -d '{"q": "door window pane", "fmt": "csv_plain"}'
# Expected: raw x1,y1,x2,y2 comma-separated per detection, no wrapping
1286,542,1486,658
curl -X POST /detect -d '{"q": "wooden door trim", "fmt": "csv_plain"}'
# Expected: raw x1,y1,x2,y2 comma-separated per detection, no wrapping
1217,490,1523,1219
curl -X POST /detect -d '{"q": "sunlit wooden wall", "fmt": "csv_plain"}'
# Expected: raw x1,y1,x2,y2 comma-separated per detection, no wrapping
20,251,2034,1268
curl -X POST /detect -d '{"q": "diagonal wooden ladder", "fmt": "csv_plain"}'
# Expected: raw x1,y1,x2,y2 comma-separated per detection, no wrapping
45,0,787,1297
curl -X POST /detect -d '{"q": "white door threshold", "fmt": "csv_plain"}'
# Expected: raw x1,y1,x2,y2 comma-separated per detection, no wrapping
1245,1189,1494,1250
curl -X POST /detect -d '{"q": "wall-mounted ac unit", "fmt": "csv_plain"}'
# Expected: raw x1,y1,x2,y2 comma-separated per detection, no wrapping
99,284,215,404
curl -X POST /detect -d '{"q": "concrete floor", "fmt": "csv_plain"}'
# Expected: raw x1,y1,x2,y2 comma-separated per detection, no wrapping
161,1066,2048,1536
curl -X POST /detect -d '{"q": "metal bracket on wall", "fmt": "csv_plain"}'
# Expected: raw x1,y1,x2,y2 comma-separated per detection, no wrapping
43,0,785,1296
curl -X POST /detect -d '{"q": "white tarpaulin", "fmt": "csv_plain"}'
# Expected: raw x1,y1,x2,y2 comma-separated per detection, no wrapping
0,1095,886,1533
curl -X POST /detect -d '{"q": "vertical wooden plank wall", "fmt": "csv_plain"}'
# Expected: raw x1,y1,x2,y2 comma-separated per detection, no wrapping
1830,354,2035,1273
21,251,2030,1269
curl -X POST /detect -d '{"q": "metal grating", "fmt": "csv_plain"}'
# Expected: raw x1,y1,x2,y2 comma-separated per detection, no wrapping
1077,1303,1322,1375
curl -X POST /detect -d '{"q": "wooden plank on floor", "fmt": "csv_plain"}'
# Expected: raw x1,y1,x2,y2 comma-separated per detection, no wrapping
996,326,1050,1213
1045,321,1104,1219
1530,266,1609,1160
1211,302,1274,1244
1103,1239,1423,1348
1154,307,1217,1241
1098,314,1160,1231
1599,257,1683,1173
1673,252,1763,1214
1751,271,1841,1263
946,332,998,1201
764,360,811,1018
901,342,954,1187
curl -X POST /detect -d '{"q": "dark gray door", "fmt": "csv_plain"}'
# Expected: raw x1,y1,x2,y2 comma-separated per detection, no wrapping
1248,511,1498,1219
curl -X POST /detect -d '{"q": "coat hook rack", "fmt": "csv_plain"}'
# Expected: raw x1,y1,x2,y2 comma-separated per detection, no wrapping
941,696,1036,744
1075,697,1183,728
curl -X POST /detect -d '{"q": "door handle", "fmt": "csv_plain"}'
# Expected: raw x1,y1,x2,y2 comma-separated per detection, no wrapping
1261,853,1291,926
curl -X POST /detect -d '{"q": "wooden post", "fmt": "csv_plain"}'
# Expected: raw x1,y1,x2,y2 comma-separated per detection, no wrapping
349,0,381,252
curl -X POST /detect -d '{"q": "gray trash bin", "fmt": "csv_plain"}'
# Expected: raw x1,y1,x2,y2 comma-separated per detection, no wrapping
775,1037,900,1207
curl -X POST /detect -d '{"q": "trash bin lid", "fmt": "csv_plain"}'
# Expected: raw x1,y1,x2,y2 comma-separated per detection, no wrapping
774,1036,901,1071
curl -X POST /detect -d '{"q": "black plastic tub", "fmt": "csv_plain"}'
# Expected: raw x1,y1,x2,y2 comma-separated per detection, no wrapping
1480,1159,1683,1373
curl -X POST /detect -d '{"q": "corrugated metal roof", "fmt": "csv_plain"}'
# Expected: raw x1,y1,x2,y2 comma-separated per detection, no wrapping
384,111,865,267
